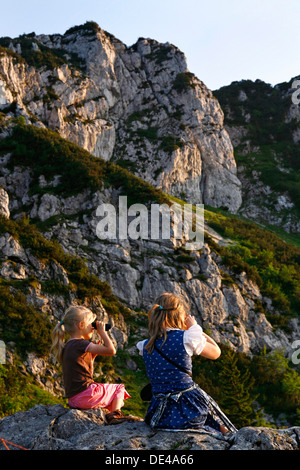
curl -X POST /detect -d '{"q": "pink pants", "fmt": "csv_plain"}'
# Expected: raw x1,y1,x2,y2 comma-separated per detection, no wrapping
68,383,130,411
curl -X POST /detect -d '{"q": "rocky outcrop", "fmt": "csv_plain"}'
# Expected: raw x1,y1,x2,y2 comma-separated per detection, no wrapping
0,22,242,212
0,404,299,450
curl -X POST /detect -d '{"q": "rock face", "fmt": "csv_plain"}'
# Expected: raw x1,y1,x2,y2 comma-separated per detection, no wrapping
0,404,299,450
0,151,298,415
0,22,242,212
214,78,300,232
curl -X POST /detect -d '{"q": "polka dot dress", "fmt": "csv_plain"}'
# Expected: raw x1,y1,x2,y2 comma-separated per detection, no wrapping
142,330,237,434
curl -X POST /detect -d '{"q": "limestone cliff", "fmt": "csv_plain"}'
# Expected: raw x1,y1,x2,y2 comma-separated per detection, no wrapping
0,21,242,212
0,146,296,360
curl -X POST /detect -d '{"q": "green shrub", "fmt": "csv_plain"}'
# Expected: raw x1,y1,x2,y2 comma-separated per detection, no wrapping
65,21,100,36
0,284,52,357
214,79,300,215
136,127,158,141
173,72,196,93
159,135,184,153
0,364,65,418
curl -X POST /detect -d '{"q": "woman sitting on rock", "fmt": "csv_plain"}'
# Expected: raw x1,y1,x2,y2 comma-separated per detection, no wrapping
51,305,140,425
137,292,237,435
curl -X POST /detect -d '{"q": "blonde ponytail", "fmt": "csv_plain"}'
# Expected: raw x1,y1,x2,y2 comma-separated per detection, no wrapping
51,321,65,363
51,305,96,363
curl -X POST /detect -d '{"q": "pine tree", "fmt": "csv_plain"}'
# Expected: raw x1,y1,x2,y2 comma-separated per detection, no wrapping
218,348,258,428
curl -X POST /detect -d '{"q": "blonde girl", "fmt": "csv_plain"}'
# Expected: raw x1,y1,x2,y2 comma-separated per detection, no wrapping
51,305,139,425
137,293,237,435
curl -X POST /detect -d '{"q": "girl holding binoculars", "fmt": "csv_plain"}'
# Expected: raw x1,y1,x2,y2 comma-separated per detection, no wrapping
51,305,140,425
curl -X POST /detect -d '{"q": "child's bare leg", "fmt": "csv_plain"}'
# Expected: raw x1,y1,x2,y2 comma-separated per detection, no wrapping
106,396,144,424
109,397,124,412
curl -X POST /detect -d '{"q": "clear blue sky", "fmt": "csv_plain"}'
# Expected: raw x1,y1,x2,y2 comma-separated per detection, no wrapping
0,0,299,90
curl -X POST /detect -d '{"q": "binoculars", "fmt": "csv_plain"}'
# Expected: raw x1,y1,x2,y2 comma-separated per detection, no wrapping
92,321,111,331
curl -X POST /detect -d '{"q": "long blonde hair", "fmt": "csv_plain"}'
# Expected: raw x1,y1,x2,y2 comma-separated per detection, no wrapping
145,292,188,353
51,305,96,363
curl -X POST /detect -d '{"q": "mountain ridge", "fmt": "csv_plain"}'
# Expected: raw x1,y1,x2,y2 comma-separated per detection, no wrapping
0,20,242,212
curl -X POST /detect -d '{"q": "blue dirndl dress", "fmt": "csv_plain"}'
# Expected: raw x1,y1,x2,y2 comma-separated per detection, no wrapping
142,330,237,434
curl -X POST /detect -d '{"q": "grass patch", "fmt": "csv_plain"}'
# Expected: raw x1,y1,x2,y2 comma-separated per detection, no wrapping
173,72,196,93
